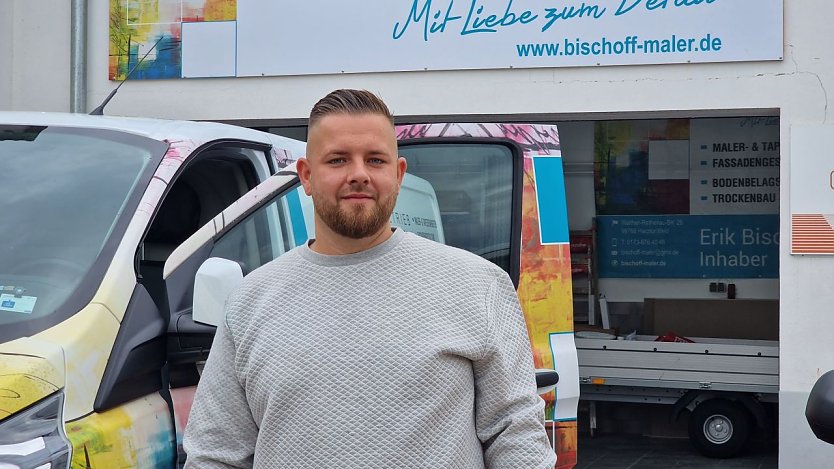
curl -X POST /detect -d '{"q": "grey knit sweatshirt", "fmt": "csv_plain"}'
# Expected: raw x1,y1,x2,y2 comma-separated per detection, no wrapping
183,229,555,468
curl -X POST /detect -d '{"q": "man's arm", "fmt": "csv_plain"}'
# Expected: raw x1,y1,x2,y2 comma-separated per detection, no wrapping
474,273,556,469
183,317,257,468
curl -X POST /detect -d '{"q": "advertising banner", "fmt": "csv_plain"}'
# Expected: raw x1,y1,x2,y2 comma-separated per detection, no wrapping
109,0,784,79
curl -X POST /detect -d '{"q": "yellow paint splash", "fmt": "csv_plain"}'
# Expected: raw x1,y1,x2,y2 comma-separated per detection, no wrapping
203,0,236,21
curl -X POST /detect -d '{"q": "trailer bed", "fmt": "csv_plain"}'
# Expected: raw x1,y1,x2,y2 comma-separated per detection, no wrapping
576,335,779,399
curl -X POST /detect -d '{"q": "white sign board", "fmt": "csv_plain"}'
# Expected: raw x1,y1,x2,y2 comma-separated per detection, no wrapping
790,126,834,255
227,0,783,77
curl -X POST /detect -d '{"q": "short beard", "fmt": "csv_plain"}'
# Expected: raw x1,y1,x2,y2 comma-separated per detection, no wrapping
313,190,397,239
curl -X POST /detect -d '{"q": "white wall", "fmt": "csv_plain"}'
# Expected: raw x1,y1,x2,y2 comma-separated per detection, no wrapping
3,0,70,112
0,2,13,110
10,0,834,465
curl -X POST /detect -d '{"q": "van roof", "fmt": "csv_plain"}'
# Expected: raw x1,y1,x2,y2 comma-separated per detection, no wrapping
0,111,306,157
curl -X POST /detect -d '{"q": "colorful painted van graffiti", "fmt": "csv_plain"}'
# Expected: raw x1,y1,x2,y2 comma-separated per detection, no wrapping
0,112,304,468
0,115,578,468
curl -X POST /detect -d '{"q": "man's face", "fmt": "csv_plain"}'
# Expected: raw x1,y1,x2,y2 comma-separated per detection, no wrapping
299,113,406,240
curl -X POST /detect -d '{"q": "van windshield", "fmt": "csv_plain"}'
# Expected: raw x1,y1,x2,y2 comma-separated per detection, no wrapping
0,125,163,339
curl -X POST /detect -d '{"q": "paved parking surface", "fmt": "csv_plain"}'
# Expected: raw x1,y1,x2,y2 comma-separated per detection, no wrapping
575,435,778,469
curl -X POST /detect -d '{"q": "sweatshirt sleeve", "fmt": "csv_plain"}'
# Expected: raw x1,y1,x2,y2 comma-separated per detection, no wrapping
474,273,556,469
183,317,257,468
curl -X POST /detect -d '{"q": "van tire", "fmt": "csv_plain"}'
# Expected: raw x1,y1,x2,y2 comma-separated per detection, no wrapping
688,399,751,458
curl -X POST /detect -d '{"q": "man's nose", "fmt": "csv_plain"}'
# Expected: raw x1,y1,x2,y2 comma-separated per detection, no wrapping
347,160,370,185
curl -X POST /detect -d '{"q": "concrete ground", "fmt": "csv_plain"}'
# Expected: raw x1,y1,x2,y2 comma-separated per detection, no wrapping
574,434,777,469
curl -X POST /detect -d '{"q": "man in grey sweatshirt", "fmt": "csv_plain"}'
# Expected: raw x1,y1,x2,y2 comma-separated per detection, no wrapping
183,89,556,468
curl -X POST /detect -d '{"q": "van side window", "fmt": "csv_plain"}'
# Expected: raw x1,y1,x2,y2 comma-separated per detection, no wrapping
140,149,262,310
210,185,302,274
398,143,516,275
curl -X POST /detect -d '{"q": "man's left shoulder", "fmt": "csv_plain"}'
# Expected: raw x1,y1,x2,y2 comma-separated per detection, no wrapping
400,231,505,276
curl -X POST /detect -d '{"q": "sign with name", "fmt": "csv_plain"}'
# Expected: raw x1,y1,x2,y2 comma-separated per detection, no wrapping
110,0,784,79
597,215,779,278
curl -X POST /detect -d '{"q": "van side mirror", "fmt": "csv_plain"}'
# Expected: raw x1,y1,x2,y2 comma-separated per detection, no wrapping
806,370,834,444
193,257,244,327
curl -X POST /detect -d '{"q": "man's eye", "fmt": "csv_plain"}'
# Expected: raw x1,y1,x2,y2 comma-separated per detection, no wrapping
327,158,345,165
369,158,385,165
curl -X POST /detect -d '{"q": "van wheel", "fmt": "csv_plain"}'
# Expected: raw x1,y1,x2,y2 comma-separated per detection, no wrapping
688,399,751,458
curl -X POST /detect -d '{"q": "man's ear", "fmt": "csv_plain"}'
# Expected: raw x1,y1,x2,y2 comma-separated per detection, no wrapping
396,156,407,187
296,157,313,196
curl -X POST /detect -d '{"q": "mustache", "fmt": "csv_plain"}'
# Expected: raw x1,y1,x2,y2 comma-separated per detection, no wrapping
339,183,377,199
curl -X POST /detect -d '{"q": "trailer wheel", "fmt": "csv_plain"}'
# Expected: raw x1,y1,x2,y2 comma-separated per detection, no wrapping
688,399,751,458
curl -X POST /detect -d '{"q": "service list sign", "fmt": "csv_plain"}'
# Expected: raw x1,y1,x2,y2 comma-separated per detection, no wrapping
690,117,780,215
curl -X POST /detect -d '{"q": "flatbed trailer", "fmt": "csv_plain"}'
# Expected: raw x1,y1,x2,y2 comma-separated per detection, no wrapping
575,335,779,458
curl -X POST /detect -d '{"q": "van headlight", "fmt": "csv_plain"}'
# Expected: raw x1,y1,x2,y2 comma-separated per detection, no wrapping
0,392,70,469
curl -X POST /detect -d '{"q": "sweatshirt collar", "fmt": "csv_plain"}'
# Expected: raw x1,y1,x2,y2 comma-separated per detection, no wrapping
298,228,405,266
